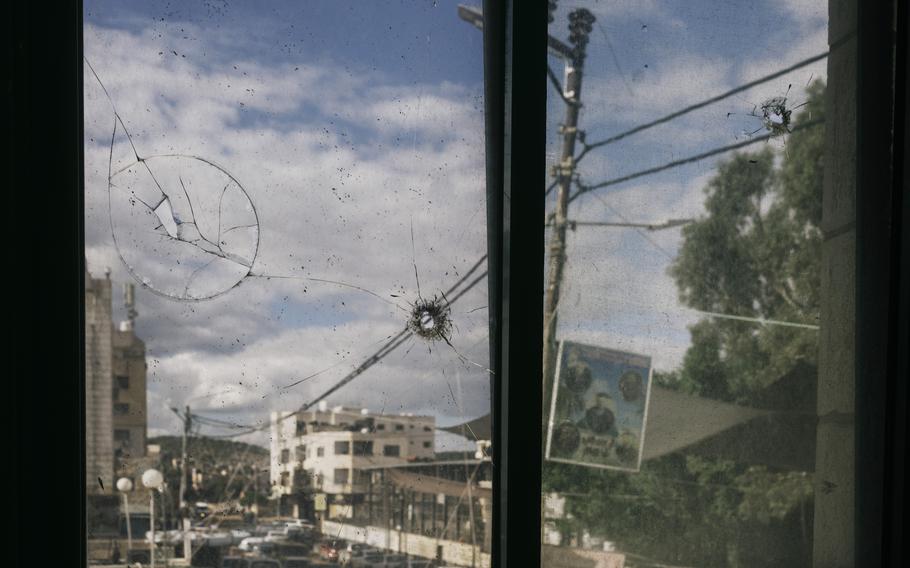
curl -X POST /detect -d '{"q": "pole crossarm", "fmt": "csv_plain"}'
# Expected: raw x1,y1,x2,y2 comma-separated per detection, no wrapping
546,218,694,231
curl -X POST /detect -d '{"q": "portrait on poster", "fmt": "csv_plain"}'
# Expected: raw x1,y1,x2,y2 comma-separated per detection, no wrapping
545,340,653,472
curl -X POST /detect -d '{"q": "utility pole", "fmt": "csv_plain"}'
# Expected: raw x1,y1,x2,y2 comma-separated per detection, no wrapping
542,8,596,399
179,405,192,561
179,405,191,508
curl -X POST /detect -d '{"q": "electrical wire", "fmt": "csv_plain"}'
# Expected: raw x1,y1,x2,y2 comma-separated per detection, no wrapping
568,118,825,205
221,254,490,438
575,51,830,163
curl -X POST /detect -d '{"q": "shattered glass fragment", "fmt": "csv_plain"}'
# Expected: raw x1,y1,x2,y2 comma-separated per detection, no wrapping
407,295,453,343
759,96,792,136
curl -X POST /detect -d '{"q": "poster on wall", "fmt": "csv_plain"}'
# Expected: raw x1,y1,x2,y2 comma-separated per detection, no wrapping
545,340,653,472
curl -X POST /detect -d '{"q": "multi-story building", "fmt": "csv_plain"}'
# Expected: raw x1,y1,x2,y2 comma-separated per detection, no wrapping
85,267,114,495
111,283,148,473
86,269,150,542
270,403,435,518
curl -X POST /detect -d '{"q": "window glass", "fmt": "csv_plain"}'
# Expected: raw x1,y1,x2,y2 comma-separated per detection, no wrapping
83,1,490,564
334,468,350,485
352,441,373,456
543,1,855,566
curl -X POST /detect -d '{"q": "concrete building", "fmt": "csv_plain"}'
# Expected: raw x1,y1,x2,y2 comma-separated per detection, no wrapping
270,403,435,517
85,269,151,543
85,267,114,495
111,283,148,473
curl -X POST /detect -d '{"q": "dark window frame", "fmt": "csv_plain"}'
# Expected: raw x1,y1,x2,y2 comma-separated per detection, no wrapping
489,2,908,567
333,468,350,485
11,1,906,566
352,441,373,456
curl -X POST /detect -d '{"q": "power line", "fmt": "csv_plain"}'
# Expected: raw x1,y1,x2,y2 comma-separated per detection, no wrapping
545,179,558,197
231,254,490,437
545,218,693,230
288,261,489,420
575,51,829,162
190,412,256,430
569,118,825,205
171,255,491,441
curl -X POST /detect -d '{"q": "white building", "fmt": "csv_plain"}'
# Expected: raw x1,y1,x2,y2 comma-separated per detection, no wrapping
270,404,435,499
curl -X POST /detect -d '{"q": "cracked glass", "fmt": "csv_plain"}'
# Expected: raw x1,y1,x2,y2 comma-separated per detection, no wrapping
542,1,858,567
83,2,492,566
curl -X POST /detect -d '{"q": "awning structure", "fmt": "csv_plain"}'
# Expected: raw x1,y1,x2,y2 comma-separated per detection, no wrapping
640,385,768,461
386,469,493,501
440,363,818,472
438,414,491,441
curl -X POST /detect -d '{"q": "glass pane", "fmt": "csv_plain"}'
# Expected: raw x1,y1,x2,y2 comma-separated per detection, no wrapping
543,1,855,566
83,2,492,566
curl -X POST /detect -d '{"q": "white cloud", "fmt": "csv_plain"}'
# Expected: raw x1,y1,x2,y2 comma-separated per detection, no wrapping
771,0,827,24
84,20,491,441
583,54,734,129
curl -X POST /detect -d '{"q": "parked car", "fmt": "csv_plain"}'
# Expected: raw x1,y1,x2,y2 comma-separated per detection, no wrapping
256,541,277,556
339,543,376,565
284,557,311,568
319,539,345,562
351,552,386,568
273,542,314,558
204,531,234,547
221,557,250,568
238,536,264,551
248,560,282,568
285,519,316,530
382,554,409,568
265,530,289,543
230,529,253,543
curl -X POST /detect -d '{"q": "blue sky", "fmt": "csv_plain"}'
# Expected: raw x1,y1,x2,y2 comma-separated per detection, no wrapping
83,0,827,446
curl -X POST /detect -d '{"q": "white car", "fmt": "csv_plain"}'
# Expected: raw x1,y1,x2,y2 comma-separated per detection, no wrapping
238,536,264,551
202,531,232,547
263,530,288,543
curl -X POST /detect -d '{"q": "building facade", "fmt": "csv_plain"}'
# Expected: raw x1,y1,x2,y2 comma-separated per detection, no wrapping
270,405,435,516
112,315,148,472
85,267,114,495
86,270,150,541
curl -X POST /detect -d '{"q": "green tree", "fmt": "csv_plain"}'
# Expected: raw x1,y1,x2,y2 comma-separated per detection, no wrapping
669,80,824,403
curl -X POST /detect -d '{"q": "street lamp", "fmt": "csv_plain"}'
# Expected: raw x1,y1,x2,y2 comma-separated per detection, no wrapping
116,477,134,553
142,469,164,568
